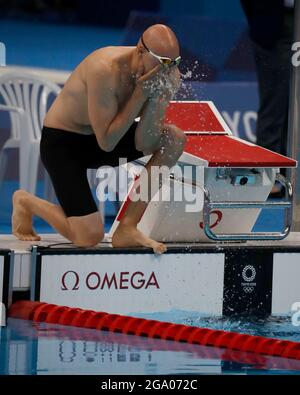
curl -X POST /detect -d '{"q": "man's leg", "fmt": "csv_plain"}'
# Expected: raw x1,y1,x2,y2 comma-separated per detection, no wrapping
134,94,172,155
112,123,186,254
12,190,104,247
112,94,186,254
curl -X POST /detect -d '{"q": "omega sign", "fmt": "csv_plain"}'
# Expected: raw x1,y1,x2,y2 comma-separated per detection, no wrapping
61,271,160,291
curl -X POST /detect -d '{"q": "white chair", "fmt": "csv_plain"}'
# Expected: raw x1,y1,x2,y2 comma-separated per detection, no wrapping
0,71,61,198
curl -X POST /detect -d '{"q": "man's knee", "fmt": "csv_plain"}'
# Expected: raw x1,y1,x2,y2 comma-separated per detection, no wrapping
163,124,186,153
69,222,104,247
73,228,104,247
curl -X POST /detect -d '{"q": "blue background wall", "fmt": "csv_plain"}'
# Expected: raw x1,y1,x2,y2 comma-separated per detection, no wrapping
0,0,247,25
160,0,246,21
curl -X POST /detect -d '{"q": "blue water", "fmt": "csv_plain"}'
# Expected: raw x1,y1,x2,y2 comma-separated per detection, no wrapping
1,317,300,375
132,311,300,342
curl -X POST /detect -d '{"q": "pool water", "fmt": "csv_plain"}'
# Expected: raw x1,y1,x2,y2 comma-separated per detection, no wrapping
132,312,300,342
1,315,300,375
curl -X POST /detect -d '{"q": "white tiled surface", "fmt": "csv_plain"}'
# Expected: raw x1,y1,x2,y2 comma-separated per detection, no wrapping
1,232,300,252
0,233,72,253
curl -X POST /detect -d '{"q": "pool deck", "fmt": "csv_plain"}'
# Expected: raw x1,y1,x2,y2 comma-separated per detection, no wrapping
1,232,300,316
1,232,300,292
1,232,300,253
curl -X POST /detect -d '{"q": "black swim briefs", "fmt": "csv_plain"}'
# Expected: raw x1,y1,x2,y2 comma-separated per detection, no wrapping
40,123,144,217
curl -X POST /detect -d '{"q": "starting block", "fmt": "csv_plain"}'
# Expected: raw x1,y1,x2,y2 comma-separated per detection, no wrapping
109,101,297,242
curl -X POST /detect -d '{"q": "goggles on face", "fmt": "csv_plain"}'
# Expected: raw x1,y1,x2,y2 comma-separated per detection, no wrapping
141,35,181,67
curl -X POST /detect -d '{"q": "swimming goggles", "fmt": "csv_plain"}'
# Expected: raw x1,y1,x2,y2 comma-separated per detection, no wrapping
141,35,181,67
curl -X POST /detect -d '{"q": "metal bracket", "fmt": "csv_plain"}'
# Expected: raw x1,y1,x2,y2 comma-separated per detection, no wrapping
202,173,293,241
30,246,39,301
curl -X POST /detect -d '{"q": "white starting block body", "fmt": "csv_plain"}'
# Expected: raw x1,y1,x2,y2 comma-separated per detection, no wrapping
109,101,297,242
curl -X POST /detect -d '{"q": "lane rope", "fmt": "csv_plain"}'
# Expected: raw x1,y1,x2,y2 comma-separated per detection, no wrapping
8,301,300,361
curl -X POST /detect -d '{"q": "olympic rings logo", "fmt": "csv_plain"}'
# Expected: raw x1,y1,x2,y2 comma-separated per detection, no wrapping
243,286,254,293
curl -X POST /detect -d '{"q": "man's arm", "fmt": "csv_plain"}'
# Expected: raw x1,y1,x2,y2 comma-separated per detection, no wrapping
87,63,148,152
134,67,181,154
134,94,171,154
87,62,163,152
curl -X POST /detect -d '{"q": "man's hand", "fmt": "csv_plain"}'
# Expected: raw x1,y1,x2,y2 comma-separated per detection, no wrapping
135,64,163,99
149,67,181,101
167,66,181,90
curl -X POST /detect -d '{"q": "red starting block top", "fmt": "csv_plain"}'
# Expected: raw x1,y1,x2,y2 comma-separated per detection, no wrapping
164,101,296,168
184,135,297,168
164,101,230,134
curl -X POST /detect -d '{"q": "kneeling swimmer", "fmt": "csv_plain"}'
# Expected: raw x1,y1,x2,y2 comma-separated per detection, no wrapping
12,24,186,254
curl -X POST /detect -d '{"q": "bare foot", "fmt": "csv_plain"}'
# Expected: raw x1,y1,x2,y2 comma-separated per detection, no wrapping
112,223,167,255
12,190,41,241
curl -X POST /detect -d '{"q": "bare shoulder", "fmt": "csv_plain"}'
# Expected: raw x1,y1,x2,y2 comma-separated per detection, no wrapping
84,47,118,89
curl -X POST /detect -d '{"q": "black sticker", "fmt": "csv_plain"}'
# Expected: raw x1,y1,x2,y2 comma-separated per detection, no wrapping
223,249,273,317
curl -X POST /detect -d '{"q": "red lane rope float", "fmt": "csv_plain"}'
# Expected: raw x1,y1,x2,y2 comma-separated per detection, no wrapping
8,300,300,361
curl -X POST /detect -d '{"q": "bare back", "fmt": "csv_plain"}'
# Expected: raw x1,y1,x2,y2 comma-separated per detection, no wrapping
44,46,136,135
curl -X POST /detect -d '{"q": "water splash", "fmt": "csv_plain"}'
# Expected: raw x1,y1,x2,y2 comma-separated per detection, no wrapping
144,60,206,102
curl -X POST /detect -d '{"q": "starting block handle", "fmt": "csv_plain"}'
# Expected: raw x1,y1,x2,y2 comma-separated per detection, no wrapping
202,174,293,241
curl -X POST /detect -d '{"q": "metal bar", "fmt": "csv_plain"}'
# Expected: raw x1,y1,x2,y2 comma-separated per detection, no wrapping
30,246,38,301
8,251,14,308
208,202,291,209
287,0,300,231
203,226,290,242
202,175,293,241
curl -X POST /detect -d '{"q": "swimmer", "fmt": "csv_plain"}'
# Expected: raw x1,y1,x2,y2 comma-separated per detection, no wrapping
12,24,186,254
